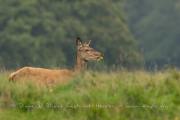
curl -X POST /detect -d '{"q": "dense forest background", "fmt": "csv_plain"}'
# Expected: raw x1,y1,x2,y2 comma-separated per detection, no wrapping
124,0,180,69
0,0,142,69
0,0,179,69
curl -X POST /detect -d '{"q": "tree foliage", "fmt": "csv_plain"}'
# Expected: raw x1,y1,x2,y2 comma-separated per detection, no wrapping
124,0,180,68
0,0,142,69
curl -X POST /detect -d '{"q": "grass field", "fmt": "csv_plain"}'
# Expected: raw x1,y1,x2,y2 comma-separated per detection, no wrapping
0,69,180,120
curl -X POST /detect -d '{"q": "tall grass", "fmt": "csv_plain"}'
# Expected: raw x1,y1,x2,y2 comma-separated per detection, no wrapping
0,69,179,120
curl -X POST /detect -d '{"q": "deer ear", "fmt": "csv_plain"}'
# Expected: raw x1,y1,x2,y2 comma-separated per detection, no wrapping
87,40,91,46
76,37,82,46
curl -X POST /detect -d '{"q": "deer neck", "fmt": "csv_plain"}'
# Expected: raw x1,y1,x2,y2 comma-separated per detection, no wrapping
74,52,87,72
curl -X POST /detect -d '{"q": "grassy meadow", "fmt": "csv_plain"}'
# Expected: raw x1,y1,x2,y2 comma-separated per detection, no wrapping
0,69,180,120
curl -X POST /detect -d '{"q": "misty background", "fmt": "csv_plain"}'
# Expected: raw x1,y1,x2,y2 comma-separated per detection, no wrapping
0,0,179,70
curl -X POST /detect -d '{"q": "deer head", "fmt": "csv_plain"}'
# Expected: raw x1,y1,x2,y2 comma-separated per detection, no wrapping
75,37,103,71
76,37,103,61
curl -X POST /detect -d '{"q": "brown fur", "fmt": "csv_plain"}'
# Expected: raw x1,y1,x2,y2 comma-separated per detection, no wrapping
9,37,103,86
9,67,74,86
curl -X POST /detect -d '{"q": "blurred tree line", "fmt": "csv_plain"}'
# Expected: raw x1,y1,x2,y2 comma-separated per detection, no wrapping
0,0,142,69
124,0,180,68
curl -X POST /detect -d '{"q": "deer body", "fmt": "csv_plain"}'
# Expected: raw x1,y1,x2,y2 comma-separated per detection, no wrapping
9,37,103,86
9,67,73,85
